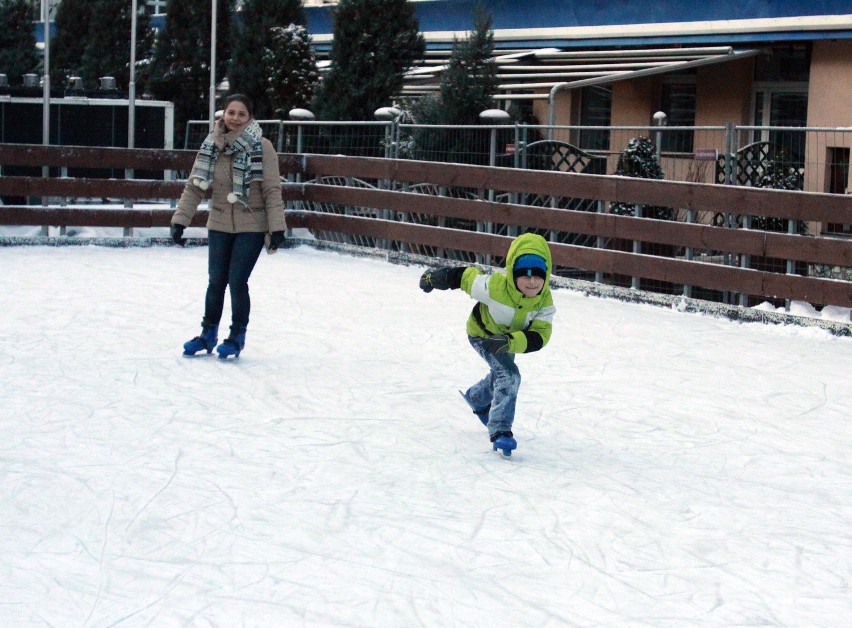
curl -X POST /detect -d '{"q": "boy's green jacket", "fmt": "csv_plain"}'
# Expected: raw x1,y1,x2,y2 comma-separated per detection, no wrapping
460,232,556,353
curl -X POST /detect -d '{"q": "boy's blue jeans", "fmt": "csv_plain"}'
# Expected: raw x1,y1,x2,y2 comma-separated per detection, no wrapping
465,336,522,436
203,230,265,333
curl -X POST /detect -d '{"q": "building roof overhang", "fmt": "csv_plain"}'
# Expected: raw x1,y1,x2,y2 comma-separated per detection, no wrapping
401,47,762,107
305,0,852,51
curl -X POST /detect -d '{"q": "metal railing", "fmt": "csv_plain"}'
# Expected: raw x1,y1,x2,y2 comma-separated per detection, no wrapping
185,119,851,196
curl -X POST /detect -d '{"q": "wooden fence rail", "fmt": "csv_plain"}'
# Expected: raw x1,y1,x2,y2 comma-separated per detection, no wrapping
1,144,850,308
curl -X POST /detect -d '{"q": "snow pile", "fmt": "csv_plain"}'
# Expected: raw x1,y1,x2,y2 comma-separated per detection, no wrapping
753,299,851,323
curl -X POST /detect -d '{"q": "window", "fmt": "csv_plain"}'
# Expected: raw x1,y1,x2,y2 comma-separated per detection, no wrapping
578,85,611,151
659,80,696,153
754,46,810,83
826,147,850,234
752,47,810,177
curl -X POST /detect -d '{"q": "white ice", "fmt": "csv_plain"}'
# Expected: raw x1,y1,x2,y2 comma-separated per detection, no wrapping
1,244,850,626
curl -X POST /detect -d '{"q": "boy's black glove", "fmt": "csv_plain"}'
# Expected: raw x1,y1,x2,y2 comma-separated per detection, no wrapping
482,334,512,354
170,223,186,246
268,231,286,251
419,266,465,292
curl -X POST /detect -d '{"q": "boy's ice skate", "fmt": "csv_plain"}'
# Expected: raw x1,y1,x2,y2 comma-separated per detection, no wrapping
459,390,489,427
490,431,517,457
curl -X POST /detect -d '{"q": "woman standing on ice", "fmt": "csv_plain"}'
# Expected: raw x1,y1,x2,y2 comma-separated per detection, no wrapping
170,93,287,359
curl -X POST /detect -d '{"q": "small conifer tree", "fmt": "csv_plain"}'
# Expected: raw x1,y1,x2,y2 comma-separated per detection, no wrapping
0,0,39,82
147,0,233,147
79,0,152,90
263,24,318,118
439,7,497,125
229,0,304,118
610,137,674,220
312,0,424,121
50,0,94,86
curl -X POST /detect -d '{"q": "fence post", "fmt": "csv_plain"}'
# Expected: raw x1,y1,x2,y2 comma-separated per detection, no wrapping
632,204,643,290
375,108,401,250
480,110,511,265
738,211,752,307
507,123,521,237
595,200,605,284
653,111,667,163
722,123,737,303
683,208,694,297
785,218,797,311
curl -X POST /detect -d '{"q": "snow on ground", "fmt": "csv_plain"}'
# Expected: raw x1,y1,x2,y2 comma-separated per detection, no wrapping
0,243,850,626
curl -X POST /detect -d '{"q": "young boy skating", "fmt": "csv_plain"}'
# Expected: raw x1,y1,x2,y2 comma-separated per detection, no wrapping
419,232,555,456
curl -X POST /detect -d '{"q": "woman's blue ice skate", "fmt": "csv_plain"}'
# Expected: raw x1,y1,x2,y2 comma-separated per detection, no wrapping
183,324,218,356
490,431,517,457
216,331,245,359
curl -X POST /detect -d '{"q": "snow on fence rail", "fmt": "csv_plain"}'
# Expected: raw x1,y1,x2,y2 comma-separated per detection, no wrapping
0,144,850,309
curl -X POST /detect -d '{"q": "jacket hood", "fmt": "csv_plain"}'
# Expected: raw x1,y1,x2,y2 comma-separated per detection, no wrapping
505,233,552,296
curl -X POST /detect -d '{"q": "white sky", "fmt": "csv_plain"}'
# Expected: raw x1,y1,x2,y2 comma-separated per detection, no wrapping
1,243,850,626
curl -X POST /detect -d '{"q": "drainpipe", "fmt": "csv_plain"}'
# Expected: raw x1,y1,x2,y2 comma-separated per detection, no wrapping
547,83,571,140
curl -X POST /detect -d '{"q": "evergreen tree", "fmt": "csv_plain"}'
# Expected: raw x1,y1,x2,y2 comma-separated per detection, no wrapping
148,0,233,147
79,0,152,90
312,0,424,121
262,24,318,118
229,0,304,119
0,0,39,83
610,137,674,221
439,7,497,125
753,151,806,233
51,0,95,87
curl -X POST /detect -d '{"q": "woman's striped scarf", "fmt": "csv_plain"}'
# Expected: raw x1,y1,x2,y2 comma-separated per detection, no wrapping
189,119,265,206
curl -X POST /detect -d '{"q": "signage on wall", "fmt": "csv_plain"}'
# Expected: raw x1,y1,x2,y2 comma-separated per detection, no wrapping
694,148,718,161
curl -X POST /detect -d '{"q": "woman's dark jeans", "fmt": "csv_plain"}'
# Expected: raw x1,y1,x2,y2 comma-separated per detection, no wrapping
202,230,265,334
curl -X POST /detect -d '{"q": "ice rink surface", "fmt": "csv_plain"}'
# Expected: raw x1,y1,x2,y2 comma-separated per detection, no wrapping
1,244,850,626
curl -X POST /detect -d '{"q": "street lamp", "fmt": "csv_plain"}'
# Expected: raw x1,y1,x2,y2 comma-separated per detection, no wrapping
478,108,512,263
41,0,51,151
128,0,137,151
209,0,217,129
41,0,52,236
653,110,667,163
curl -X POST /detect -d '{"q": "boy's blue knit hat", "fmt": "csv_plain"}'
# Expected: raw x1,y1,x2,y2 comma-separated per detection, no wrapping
513,253,547,279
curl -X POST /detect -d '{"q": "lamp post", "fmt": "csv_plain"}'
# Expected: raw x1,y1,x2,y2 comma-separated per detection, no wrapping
128,0,137,151
41,0,52,236
374,106,400,159
41,0,51,151
209,0,217,129
652,110,667,163
124,0,138,236
478,109,511,263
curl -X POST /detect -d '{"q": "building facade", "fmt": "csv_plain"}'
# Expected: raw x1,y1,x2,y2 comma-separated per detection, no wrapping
305,0,851,195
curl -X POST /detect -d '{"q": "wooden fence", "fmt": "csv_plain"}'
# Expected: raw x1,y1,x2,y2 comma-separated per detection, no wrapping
1,144,850,308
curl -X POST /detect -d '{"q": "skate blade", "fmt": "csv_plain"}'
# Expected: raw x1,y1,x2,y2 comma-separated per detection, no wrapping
491,440,517,457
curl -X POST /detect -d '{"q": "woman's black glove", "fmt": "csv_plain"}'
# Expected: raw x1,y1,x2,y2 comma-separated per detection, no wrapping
268,231,286,251
419,266,465,292
170,223,186,246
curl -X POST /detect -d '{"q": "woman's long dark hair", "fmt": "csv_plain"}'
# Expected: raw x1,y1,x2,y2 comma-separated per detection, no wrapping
223,93,254,118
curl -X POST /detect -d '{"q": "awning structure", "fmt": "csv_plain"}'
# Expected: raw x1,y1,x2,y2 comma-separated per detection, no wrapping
401,46,761,104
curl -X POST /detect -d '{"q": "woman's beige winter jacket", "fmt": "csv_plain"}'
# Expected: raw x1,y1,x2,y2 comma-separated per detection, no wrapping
171,124,286,234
